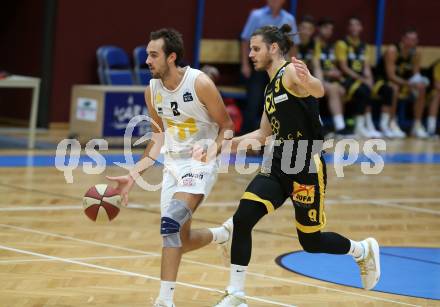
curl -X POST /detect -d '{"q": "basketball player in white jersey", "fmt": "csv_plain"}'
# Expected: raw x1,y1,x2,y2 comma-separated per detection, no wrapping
106,28,235,307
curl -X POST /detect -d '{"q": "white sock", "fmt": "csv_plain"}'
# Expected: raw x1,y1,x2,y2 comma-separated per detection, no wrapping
427,116,437,134
366,112,376,130
227,264,247,293
413,119,422,129
333,114,345,131
380,112,390,130
209,226,229,244
348,240,365,260
158,281,176,304
355,115,366,131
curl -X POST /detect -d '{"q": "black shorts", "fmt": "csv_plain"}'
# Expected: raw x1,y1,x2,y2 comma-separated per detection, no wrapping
241,154,327,233
341,78,364,101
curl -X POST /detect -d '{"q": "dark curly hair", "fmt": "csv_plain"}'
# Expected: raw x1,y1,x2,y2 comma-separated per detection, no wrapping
150,28,184,65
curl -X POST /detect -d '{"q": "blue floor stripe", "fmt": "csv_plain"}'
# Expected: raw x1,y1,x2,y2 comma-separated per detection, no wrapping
0,153,439,167
276,247,440,300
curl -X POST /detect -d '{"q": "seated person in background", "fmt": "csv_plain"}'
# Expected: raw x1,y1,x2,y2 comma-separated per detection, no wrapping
201,65,220,83
375,28,429,138
297,15,316,71
422,59,440,136
335,17,386,138
312,18,350,136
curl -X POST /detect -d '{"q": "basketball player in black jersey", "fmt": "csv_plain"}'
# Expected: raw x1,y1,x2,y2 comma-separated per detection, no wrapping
297,15,316,71
375,28,430,138
214,24,380,307
422,59,440,135
335,17,384,138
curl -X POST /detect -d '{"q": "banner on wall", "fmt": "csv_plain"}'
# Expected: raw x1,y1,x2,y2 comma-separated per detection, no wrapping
103,92,150,137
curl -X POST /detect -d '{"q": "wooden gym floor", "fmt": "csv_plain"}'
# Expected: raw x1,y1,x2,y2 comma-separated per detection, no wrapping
0,134,439,307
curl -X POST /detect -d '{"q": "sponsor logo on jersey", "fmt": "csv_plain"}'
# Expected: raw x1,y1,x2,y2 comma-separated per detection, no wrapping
181,172,205,186
274,93,288,104
183,91,193,102
182,172,204,180
293,182,315,204
155,93,163,104
277,67,286,78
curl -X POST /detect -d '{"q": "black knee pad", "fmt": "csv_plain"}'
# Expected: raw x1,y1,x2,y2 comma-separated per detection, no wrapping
297,230,322,253
233,199,268,234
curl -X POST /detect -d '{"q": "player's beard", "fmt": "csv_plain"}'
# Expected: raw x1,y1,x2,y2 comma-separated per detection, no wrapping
256,54,272,72
150,59,169,79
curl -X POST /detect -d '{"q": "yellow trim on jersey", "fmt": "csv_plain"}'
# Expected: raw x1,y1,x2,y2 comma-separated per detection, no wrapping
434,62,440,82
314,154,326,228
270,62,288,83
364,45,371,66
296,220,326,233
335,40,348,62
313,39,321,60
296,154,326,233
346,79,363,101
281,75,309,98
241,192,275,213
372,79,385,98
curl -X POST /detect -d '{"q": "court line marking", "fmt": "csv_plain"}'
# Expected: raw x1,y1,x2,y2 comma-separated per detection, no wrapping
327,200,440,216
0,223,420,306
326,198,440,205
0,254,155,264
0,244,295,307
1,198,439,216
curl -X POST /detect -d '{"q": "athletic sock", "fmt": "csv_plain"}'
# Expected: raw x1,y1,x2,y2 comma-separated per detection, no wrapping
427,116,437,134
348,240,366,260
209,226,230,244
227,264,247,293
158,280,176,304
333,114,345,131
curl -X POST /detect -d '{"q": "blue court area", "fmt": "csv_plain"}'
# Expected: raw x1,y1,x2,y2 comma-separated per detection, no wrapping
1,152,440,167
276,247,440,300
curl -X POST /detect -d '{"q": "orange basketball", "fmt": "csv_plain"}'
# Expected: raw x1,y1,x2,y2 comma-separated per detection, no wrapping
83,184,121,222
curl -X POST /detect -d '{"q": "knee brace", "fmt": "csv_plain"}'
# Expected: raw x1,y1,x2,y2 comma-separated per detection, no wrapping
161,199,192,248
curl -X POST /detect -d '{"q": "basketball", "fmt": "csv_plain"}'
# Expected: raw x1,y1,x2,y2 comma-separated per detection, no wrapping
83,184,121,222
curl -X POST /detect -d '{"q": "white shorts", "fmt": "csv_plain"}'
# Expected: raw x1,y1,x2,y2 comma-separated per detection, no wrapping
160,156,218,213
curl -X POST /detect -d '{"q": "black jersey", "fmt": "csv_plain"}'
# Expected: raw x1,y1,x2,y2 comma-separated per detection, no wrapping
423,59,440,92
336,37,367,74
263,62,324,171
297,39,315,70
376,44,415,80
314,39,336,72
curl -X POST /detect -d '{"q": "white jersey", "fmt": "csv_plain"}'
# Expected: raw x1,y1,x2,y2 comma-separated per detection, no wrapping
149,66,219,155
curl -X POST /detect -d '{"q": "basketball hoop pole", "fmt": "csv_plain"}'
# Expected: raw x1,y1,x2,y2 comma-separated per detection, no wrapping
193,0,205,69
375,0,386,63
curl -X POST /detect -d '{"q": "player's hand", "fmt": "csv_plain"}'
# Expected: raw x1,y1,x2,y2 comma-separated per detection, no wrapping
105,174,134,206
192,143,217,163
292,57,310,84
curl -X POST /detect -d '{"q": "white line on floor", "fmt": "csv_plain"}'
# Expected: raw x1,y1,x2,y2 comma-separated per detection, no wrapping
0,254,154,264
0,244,295,307
0,223,420,306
